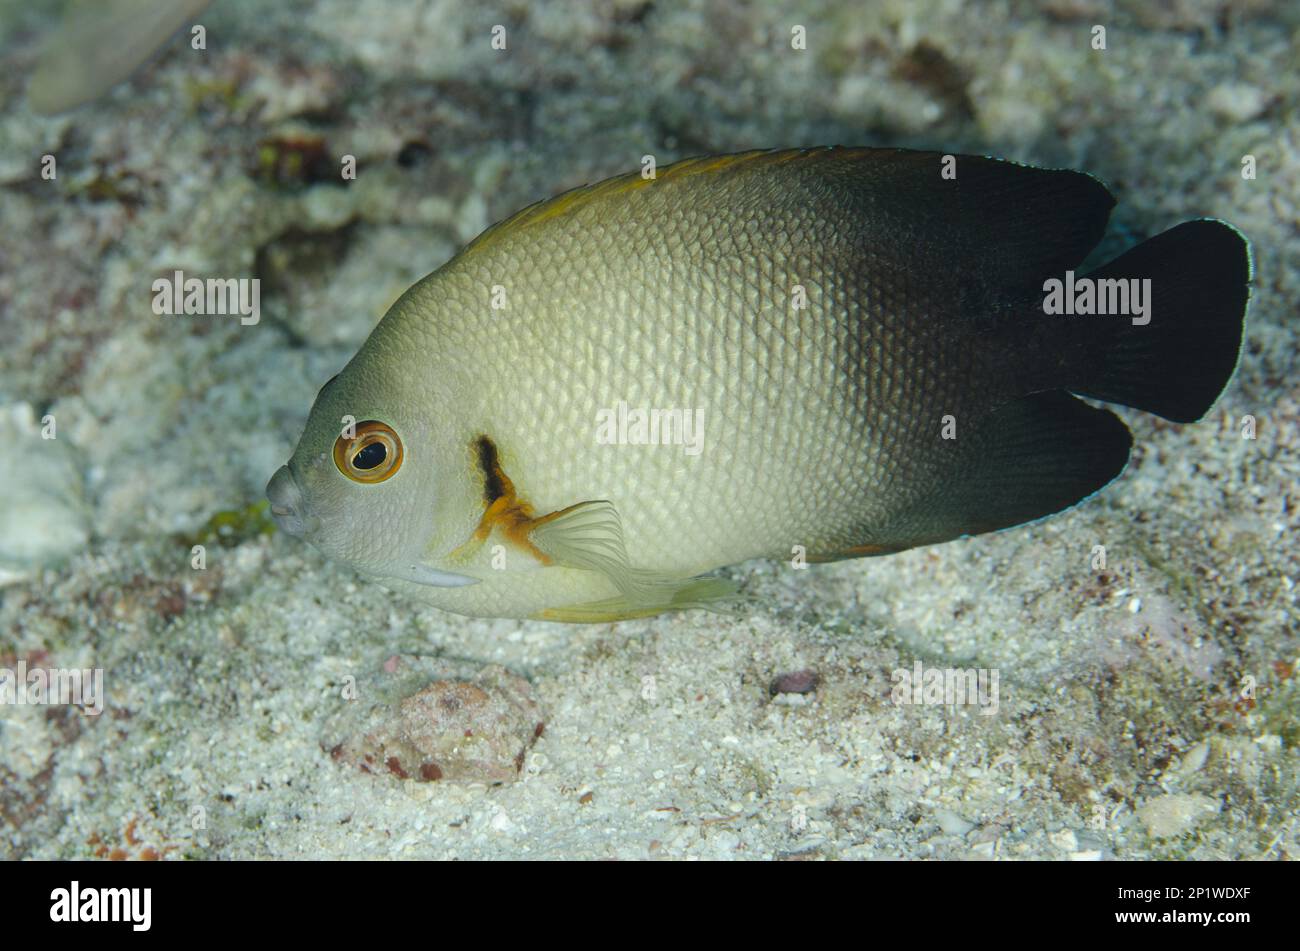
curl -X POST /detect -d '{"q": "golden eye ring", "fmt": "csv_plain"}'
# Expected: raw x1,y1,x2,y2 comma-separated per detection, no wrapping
333,420,403,483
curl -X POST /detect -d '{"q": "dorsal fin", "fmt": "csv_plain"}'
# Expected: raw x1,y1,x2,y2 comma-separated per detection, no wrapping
851,148,1117,295
460,149,782,259
460,147,1115,288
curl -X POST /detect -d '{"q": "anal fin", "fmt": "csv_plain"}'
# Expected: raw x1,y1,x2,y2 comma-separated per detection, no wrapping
535,577,743,623
866,391,1132,552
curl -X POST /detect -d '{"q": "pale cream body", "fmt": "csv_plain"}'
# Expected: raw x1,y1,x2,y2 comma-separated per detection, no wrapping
332,150,1007,619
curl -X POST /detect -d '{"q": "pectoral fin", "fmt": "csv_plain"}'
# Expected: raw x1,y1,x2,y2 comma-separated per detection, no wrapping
528,500,670,602
528,499,741,617
453,434,737,618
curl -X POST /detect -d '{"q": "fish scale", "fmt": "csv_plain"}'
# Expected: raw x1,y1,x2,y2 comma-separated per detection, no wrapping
269,147,1250,621
416,160,979,566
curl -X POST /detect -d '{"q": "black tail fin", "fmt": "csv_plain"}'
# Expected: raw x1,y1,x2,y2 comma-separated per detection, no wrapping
1072,219,1251,423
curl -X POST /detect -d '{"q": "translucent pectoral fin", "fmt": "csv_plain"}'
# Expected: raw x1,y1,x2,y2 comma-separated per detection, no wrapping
528,499,742,618
528,500,665,601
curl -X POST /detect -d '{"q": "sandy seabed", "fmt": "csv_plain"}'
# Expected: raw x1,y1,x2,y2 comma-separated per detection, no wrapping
0,0,1296,860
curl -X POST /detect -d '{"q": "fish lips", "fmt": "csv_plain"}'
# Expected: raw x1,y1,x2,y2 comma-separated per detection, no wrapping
266,465,320,538
266,465,478,588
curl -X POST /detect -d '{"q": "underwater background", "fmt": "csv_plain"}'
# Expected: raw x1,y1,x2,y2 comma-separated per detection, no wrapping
0,0,1297,859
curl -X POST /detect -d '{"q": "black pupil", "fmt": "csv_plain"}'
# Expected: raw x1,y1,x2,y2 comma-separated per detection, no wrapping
353,441,387,470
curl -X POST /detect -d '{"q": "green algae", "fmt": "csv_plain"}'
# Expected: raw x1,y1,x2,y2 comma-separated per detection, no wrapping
184,500,277,549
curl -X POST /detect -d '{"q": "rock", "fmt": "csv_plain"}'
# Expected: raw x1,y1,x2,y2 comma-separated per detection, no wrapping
1049,828,1078,852
327,662,545,784
934,808,974,836
1175,739,1211,777
0,403,89,583
1137,793,1220,839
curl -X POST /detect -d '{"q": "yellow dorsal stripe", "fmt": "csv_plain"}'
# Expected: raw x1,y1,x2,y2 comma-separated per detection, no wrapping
460,147,853,259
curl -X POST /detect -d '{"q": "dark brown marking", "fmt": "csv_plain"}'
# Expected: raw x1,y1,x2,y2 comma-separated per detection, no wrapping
475,435,507,503
449,437,554,566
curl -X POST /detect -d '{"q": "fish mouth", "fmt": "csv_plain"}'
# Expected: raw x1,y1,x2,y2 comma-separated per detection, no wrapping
266,465,317,538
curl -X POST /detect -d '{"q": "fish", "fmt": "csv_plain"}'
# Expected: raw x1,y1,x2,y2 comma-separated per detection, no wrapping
27,0,212,115
267,147,1251,623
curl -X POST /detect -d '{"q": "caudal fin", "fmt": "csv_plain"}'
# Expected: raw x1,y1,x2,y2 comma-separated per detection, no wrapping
1073,219,1251,423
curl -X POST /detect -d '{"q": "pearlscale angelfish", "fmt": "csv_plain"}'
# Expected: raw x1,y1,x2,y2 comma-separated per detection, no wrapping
267,148,1250,622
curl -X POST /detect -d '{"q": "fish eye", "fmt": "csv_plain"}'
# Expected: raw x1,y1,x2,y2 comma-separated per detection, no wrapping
333,420,403,484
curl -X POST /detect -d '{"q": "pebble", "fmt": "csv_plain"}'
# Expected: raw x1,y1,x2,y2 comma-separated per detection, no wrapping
1206,83,1268,123
770,669,819,696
